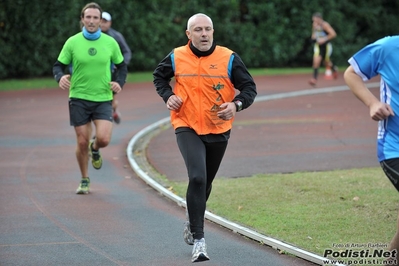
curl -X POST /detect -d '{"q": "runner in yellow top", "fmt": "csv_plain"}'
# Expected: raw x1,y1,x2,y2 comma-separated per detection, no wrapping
309,12,338,86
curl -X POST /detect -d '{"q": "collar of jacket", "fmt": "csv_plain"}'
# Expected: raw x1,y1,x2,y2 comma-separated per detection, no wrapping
189,40,216,57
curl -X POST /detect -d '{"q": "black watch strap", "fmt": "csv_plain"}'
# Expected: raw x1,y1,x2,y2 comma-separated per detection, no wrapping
234,100,243,112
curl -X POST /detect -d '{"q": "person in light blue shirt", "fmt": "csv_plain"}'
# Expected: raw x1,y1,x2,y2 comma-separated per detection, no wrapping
344,36,399,264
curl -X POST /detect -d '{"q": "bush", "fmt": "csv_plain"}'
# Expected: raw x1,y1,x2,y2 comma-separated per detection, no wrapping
2,0,399,79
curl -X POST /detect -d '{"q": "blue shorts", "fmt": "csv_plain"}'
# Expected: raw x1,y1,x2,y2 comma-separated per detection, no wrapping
69,98,113,126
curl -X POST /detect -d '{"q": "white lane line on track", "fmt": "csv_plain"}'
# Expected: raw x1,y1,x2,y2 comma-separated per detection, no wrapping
127,82,379,266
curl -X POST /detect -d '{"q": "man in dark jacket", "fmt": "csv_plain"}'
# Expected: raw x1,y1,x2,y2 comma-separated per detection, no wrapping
153,13,257,263
101,11,132,124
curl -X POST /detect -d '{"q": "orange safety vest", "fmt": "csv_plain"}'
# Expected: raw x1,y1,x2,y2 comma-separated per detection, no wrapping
171,44,236,135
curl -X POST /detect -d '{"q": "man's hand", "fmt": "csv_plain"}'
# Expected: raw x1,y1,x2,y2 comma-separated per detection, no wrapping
370,102,395,121
317,37,328,45
110,81,122,94
166,95,183,110
59,74,71,90
217,102,236,120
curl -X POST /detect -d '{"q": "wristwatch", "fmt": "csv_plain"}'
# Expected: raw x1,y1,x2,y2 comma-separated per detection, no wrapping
234,100,243,112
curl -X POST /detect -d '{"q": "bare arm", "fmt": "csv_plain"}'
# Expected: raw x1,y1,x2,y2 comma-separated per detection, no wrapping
323,22,336,40
317,21,337,45
344,66,394,121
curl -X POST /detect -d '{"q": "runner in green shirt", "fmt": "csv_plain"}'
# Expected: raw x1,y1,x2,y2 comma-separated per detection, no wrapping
52,2,127,194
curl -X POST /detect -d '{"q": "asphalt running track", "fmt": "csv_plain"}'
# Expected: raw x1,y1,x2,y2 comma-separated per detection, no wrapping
0,73,379,265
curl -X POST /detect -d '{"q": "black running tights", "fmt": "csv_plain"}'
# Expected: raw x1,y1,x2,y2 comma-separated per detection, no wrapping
176,130,228,240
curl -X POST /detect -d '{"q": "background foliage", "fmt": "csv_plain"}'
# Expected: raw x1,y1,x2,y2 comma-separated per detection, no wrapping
1,0,399,79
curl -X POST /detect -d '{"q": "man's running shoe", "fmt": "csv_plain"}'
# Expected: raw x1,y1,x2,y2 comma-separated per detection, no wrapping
183,221,194,245
308,78,317,86
191,238,210,263
76,178,90,194
89,138,102,170
333,66,339,79
113,110,121,124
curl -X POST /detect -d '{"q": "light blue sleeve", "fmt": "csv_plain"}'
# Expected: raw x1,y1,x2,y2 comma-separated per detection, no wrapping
348,40,385,81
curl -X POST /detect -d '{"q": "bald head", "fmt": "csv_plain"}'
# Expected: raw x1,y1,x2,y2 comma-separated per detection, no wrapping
186,13,214,51
187,13,213,31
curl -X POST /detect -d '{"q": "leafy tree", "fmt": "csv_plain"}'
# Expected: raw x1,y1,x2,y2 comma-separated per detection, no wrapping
1,0,399,79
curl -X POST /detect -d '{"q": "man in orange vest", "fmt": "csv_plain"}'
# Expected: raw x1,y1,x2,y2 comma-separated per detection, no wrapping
153,13,257,263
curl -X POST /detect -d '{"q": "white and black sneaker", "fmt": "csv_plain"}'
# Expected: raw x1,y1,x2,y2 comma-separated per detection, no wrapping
184,221,194,245
191,238,210,263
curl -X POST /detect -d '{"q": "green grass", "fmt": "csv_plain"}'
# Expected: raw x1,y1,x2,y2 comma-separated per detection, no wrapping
249,67,313,76
0,68,315,91
170,168,397,259
0,72,155,91
0,77,60,91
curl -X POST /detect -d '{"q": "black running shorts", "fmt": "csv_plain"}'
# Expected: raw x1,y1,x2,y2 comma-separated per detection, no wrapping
69,98,113,126
380,158,399,192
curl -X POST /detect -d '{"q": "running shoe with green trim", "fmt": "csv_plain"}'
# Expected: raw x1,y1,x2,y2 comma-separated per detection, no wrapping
89,138,102,170
76,178,90,194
